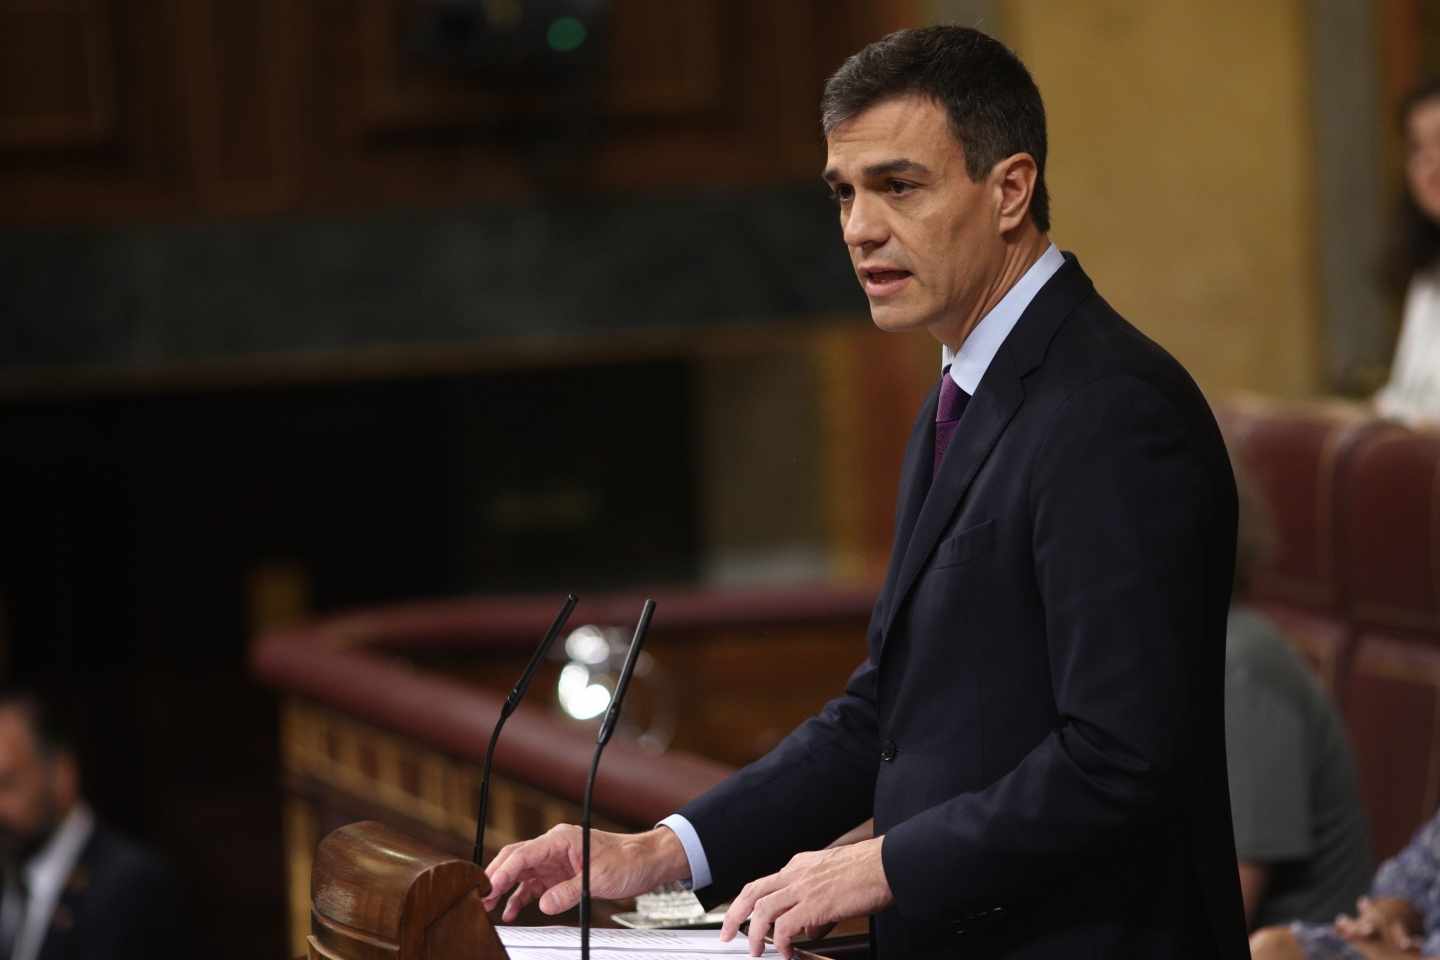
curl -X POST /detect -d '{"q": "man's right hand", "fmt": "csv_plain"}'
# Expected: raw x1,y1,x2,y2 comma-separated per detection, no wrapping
482,825,691,922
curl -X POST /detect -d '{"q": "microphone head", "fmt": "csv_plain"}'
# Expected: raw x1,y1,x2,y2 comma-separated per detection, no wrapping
506,592,579,711
596,598,655,744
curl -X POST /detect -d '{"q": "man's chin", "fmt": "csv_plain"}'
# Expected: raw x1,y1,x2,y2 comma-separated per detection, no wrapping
867,303,930,334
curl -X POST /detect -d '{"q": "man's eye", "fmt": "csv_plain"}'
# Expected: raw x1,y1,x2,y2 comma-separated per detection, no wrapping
828,185,853,205
886,180,914,195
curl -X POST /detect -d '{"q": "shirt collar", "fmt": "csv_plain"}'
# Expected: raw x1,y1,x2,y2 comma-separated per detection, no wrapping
941,242,1065,394
23,805,93,895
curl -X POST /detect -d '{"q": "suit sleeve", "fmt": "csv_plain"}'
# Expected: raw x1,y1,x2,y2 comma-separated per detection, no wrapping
882,375,1234,923
678,636,884,902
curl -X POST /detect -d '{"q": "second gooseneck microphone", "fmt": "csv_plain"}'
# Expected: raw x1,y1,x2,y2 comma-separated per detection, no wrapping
580,598,656,960
472,593,579,865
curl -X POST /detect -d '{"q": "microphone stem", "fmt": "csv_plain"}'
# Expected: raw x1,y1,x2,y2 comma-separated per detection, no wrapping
472,593,578,865
472,702,511,864
582,598,654,960
581,745,603,960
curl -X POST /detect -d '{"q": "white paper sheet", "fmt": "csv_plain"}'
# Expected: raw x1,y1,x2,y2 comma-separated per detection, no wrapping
498,951,774,960
496,926,779,957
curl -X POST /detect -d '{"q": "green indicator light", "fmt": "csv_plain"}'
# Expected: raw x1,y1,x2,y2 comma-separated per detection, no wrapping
547,16,587,52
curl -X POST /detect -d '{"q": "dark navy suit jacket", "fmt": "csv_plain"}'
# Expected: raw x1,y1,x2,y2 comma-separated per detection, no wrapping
681,256,1251,958
35,823,182,960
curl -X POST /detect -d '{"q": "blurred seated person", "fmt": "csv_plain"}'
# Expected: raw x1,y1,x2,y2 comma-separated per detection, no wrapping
1251,809,1440,959
1377,79,1440,425
0,686,180,960
1227,467,1372,928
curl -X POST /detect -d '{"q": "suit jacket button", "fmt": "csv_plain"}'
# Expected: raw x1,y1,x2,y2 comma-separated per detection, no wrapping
880,740,897,761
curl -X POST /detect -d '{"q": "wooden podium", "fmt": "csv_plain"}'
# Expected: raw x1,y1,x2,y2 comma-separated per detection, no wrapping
305,820,867,960
308,821,506,960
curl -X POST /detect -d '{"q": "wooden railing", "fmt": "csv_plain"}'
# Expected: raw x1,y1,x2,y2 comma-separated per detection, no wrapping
252,584,875,956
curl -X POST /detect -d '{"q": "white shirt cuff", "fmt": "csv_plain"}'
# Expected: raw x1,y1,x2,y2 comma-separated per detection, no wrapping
657,814,712,891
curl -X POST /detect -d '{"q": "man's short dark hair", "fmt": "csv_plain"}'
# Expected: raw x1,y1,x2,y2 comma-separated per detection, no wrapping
821,25,1051,233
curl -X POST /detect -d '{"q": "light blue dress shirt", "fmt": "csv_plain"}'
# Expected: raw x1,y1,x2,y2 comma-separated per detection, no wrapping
941,242,1064,393
659,242,1066,891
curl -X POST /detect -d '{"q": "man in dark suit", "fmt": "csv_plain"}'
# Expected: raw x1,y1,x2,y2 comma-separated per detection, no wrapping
0,688,180,960
483,25,1249,959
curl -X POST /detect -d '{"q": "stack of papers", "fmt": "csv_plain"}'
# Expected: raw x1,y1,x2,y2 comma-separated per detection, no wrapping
496,926,781,959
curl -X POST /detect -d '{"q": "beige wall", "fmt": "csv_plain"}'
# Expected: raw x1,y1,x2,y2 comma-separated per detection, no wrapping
1002,0,1322,398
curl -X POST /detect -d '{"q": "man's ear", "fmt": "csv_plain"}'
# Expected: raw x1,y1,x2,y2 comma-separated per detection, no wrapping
992,153,1038,234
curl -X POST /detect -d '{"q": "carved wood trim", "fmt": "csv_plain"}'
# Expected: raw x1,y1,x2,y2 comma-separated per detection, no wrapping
0,0,116,149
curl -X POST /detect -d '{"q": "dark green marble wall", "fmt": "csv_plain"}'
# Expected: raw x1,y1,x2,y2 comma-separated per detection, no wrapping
0,184,863,372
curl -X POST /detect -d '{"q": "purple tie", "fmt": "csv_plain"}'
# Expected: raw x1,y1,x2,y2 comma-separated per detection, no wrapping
933,370,970,479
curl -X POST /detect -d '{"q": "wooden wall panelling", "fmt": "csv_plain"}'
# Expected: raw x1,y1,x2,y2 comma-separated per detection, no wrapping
0,0,190,222
323,0,732,130
337,1,542,135
593,0,784,188
305,0,741,204
1,0,924,219
766,1,919,179
597,0,923,188
770,1,833,179
0,0,116,148
332,0,731,135
298,0,535,208
592,0,920,187
293,1,917,209
607,0,724,117
176,0,302,215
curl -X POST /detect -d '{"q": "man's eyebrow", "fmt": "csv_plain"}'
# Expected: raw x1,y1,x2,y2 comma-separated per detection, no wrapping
822,158,932,182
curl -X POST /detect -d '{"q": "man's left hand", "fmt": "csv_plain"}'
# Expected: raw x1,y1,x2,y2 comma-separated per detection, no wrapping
719,837,893,958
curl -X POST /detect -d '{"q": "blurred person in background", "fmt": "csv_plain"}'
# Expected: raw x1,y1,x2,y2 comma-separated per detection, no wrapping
1377,80,1440,425
1251,808,1440,959
1226,465,1371,930
0,687,180,960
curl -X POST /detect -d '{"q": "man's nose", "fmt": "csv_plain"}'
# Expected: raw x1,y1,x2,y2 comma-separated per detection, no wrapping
842,194,887,250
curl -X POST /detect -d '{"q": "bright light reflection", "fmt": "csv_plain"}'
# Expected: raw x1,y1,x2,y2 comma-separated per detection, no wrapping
564,626,611,665
557,663,612,720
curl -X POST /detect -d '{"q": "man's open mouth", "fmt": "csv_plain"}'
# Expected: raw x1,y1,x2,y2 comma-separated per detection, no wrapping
862,269,913,296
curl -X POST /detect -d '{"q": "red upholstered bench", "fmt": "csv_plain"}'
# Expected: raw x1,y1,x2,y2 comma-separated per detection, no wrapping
1219,396,1440,859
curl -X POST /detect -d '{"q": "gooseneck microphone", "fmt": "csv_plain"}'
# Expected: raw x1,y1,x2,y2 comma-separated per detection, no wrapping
472,593,579,865
581,598,656,960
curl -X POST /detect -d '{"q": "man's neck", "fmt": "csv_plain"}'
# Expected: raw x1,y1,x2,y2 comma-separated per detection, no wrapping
937,228,1050,353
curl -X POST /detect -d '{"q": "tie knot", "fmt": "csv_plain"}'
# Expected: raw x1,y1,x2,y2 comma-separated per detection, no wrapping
937,372,967,423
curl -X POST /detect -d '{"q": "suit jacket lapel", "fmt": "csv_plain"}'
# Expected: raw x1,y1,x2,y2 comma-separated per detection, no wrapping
867,384,936,654
35,826,98,960
884,383,939,579
879,253,1097,645
882,366,1023,642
